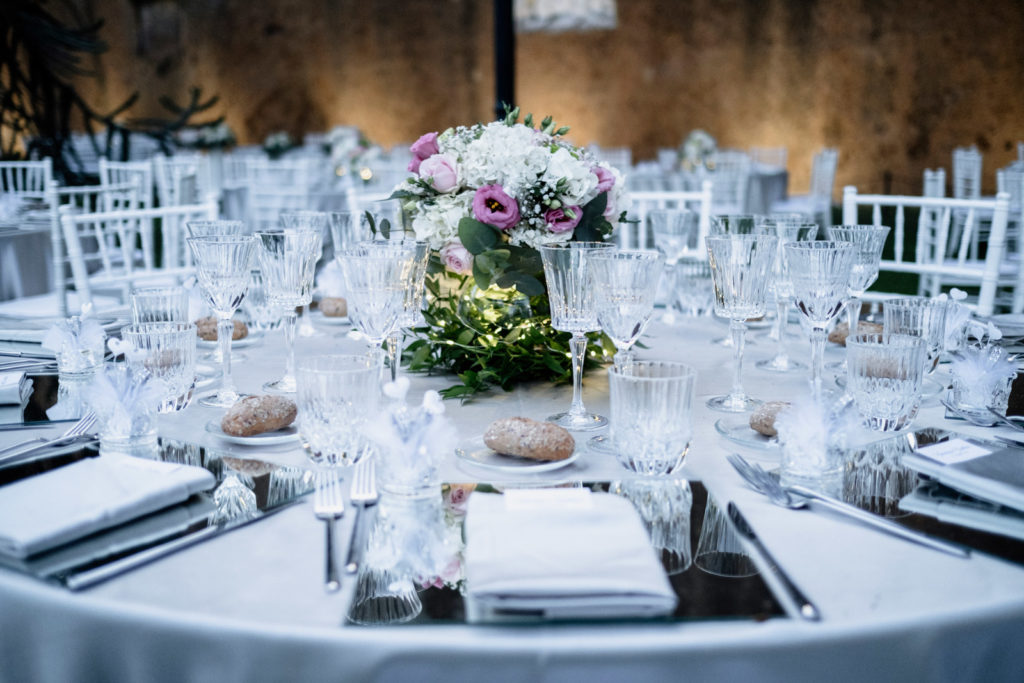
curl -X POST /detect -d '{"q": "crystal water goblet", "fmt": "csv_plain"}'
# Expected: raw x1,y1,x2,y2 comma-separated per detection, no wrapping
130,286,189,324
588,249,665,366
755,218,818,372
539,241,616,431
649,209,701,318
826,225,890,339
385,239,429,383
329,210,372,254
673,257,715,317
882,296,948,373
784,241,856,398
186,220,246,238
710,214,758,235
336,242,418,372
121,321,197,412
256,229,322,393
280,210,329,338
186,235,257,407
705,234,778,412
241,268,284,334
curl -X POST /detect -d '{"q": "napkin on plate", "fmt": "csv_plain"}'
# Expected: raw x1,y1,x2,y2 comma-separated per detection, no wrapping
464,489,677,621
0,453,215,559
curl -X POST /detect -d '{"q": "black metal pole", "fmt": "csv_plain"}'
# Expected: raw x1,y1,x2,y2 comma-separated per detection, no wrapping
494,0,515,120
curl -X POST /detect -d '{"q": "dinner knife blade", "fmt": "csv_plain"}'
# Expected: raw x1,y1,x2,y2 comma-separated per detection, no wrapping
727,502,821,621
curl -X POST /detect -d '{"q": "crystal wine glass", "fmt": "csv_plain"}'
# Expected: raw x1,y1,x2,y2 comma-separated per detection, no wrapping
705,234,778,412
186,220,248,364
755,217,818,372
385,239,429,383
588,249,665,366
335,242,418,373
256,229,322,393
539,241,616,431
186,235,258,407
649,209,700,318
784,241,855,398
280,210,329,338
710,214,758,235
826,225,890,338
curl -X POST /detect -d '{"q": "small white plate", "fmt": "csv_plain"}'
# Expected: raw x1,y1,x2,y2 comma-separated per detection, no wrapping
197,329,264,350
835,374,946,399
314,311,350,325
205,419,299,446
455,440,581,474
714,417,778,450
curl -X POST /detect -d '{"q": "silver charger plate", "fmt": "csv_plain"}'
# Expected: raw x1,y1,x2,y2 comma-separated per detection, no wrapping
205,419,299,446
455,439,581,474
714,417,779,450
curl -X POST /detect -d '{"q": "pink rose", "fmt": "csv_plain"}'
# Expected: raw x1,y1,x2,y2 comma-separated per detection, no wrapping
544,205,582,234
593,165,615,193
418,154,458,192
407,132,440,173
441,240,473,274
472,184,520,230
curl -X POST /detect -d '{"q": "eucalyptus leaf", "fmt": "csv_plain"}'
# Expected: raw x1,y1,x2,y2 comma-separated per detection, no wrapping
458,217,499,255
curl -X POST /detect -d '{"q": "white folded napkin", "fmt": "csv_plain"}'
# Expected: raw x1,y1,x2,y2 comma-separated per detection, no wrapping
464,490,677,621
0,370,22,405
0,453,215,558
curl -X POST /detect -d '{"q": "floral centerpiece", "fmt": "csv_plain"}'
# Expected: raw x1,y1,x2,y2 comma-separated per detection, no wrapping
263,131,294,160
679,129,717,172
391,107,627,398
326,125,383,182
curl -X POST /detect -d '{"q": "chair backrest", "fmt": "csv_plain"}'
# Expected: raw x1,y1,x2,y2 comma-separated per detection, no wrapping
841,186,1012,315
708,151,751,214
152,154,211,207
624,182,712,250
809,148,839,202
923,168,946,198
952,146,983,199
99,158,154,210
60,200,218,313
0,159,54,203
748,146,787,170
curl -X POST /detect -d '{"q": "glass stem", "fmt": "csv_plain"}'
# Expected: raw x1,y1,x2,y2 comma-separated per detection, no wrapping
810,326,827,399
728,318,746,402
283,310,297,382
217,315,235,396
568,333,588,418
846,296,861,338
387,330,402,383
774,297,788,360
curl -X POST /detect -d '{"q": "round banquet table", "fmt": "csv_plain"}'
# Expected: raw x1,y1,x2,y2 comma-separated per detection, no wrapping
1,315,1023,683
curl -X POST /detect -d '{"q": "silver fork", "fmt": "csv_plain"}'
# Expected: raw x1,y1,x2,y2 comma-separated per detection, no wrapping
313,468,345,592
0,412,98,463
726,453,969,557
345,457,378,575
986,407,1024,433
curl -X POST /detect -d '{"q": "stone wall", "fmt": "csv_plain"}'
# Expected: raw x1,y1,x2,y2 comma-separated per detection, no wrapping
71,0,1024,195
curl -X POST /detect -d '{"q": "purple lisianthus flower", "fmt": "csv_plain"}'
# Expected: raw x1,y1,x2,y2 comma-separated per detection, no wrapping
472,184,520,230
407,132,440,173
544,206,582,234
593,165,615,193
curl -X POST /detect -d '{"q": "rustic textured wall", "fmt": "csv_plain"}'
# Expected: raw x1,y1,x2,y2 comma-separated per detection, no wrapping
71,0,1024,195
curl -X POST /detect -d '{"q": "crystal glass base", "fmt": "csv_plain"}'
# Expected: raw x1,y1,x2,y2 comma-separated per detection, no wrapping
548,411,608,431
824,359,846,372
755,356,807,373
588,434,615,453
706,394,761,413
264,375,297,393
199,388,245,408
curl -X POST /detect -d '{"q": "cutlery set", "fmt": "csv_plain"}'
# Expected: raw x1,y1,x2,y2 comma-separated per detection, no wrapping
0,412,98,468
312,457,378,592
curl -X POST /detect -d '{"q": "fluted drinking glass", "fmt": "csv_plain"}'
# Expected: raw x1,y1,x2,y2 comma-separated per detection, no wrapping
827,225,890,339
705,234,778,411
256,229,322,393
280,211,329,338
785,241,855,398
385,239,429,383
589,249,665,366
540,241,616,431
882,296,948,373
186,235,257,407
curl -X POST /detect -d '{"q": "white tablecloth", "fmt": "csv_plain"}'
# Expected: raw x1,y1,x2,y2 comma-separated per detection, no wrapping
1,317,1023,682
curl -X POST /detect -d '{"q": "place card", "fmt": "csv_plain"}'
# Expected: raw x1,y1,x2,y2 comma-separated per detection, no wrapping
504,487,593,512
916,439,993,465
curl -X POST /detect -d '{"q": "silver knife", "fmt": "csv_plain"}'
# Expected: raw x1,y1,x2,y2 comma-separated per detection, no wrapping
727,502,821,621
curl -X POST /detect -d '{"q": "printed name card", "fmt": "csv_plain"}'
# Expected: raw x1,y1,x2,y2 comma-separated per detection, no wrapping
917,439,994,466
504,488,593,512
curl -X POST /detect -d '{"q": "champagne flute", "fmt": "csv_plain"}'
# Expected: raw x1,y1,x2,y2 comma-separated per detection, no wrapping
540,241,615,431
186,235,257,407
256,229,322,393
705,234,778,412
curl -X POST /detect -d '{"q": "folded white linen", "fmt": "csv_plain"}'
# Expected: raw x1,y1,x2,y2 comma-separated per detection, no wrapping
0,453,215,559
0,370,22,405
464,489,677,621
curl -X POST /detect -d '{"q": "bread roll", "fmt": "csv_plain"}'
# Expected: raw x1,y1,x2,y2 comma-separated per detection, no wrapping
196,316,249,342
828,321,883,347
483,417,575,461
749,401,790,437
319,297,348,317
221,395,297,437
